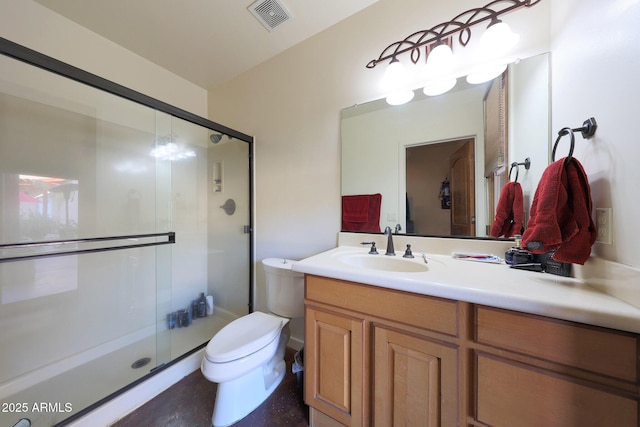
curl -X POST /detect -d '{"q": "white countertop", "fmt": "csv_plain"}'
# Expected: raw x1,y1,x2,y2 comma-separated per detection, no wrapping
293,246,640,334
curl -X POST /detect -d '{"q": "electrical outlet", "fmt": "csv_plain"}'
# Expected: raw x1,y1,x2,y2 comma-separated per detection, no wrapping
595,208,613,244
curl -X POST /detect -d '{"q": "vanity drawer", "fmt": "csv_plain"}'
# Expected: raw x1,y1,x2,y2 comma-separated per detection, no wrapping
475,353,639,427
306,275,458,336
475,306,639,382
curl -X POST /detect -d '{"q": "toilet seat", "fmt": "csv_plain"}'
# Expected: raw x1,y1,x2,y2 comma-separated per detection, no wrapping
205,311,284,363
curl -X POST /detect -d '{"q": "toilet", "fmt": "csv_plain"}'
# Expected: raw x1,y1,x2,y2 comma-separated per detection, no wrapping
201,258,304,427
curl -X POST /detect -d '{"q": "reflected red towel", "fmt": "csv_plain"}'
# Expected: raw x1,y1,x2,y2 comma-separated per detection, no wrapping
490,182,524,238
522,158,596,265
342,193,381,232
342,195,369,223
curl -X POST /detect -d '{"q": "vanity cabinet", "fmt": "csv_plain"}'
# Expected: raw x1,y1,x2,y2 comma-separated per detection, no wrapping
304,274,640,427
304,275,463,427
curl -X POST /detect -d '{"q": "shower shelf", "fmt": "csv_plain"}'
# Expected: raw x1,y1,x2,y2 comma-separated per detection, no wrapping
0,231,175,263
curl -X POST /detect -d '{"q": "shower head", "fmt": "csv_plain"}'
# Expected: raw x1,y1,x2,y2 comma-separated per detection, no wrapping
210,133,223,144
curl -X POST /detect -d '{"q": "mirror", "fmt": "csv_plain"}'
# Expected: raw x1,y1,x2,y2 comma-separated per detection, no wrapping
341,53,550,238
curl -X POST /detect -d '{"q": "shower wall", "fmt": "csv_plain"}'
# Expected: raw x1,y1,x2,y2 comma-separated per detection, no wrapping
0,47,251,427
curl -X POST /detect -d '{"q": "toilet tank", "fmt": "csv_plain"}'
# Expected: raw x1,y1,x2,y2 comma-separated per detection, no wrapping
262,258,304,318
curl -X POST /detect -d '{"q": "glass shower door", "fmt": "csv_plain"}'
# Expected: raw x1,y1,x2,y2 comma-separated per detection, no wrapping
0,43,253,427
157,115,251,362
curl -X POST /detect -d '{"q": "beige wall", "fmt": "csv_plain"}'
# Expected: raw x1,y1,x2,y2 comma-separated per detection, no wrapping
209,0,638,344
0,0,207,116
207,0,551,341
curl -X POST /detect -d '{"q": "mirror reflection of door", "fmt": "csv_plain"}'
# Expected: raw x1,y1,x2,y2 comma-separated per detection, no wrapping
406,138,475,236
449,141,475,236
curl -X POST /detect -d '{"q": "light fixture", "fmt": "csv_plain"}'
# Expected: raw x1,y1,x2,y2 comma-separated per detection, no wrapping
367,0,540,100
423,42,457,96
379,58,416,105
466,63,508,84
379,58,407,92
464,17,520,84
476,18,520,59
386,89,415,106
423,78,458,96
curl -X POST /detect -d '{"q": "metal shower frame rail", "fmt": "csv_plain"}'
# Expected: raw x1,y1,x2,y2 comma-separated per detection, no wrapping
0,231,175,263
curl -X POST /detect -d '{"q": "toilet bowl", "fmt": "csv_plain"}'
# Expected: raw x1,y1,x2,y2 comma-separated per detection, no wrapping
201,258,304,427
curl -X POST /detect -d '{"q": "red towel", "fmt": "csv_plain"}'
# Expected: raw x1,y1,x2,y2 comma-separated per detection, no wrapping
522,158,596,265
342,193,381,232
490,181,524,238
342,195,369,223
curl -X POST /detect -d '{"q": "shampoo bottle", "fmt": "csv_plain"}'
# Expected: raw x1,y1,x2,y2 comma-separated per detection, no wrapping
198,292,207,318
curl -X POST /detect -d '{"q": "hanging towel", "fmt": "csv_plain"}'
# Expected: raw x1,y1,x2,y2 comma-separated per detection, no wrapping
342,195,369,223
522,157,596,265
490,181,524,238
342,193,381,232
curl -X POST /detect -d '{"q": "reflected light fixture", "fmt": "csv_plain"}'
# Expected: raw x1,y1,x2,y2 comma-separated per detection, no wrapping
150,135,196,161
367,0,540,104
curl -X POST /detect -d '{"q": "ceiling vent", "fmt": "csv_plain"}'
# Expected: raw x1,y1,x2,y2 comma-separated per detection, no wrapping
248,0,293,32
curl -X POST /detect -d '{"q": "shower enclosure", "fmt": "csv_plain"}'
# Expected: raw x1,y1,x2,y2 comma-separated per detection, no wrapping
0,38,253,427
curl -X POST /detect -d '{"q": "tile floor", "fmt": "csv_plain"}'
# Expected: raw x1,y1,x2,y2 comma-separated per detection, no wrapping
112,348,309,427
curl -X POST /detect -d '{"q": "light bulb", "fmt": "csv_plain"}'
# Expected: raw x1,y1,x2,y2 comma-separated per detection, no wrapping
477,19,520,59
380,59,408,92
426,43,455,75
386,89,415,106
423,78,457,96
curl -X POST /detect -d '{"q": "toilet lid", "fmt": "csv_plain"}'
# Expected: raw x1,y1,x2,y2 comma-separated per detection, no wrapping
205,311,284,363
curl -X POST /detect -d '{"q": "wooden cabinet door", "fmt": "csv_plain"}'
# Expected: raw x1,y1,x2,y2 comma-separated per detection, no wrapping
373,326,459,427
305,306,366,426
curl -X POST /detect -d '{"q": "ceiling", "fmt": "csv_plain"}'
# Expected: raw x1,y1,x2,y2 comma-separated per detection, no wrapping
33,0,380,91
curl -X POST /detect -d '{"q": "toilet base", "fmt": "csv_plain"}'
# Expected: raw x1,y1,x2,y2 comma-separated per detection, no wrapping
211,358,287,427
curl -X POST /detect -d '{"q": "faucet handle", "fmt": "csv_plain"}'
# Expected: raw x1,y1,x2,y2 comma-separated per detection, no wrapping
403,244,415,258
361,241,379,254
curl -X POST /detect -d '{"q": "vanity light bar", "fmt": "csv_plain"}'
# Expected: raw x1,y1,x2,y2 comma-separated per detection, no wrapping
366,0,541,69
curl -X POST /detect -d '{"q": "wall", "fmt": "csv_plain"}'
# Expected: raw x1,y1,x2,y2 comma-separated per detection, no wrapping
0,0,207,116
550,0,640,267
208,0,551,343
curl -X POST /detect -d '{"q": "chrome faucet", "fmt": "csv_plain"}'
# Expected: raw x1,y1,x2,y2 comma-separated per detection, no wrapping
384,226,395,256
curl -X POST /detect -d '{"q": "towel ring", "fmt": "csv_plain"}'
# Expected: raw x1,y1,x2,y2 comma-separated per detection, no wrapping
509,157,531,182
552,117,597,164
552,127,575,163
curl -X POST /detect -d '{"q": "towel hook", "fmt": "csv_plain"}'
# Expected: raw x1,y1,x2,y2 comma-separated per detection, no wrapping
552,117,597,164
509,157,531,182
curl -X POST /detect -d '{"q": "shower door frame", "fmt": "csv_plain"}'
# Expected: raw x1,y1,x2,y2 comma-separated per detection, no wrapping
0,36,255,424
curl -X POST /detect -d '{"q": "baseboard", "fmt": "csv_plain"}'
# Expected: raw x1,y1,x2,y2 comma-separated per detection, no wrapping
287,336,304,351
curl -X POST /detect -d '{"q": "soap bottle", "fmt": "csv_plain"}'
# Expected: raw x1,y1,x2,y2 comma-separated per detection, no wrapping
191,300,199,319
198,292,207,318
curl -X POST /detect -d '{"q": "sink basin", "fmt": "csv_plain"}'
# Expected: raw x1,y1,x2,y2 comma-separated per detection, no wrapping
340,254,428,273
